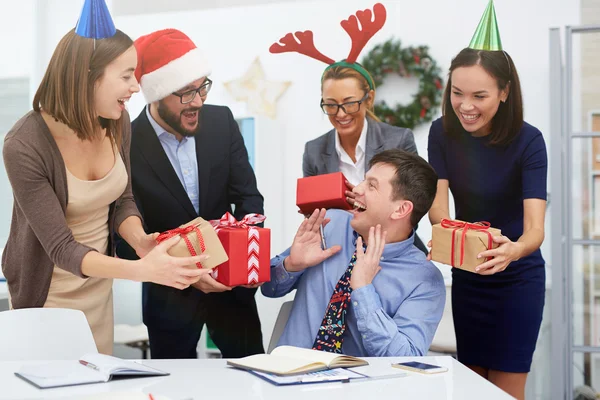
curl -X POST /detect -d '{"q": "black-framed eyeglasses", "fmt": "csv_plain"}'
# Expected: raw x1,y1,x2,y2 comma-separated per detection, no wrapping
172,78,213,104
320,92,369,115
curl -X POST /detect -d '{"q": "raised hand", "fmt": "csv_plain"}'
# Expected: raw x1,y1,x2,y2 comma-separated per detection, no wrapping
284,208,342,272
345,179,357,207
138,235,212,290
350,225,387,290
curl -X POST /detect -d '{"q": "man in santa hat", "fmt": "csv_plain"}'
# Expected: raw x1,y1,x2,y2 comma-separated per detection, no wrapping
117,28,264,359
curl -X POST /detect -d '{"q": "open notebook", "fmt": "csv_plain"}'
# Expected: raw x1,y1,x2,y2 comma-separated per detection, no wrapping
15,353,169,389
227,345,368,376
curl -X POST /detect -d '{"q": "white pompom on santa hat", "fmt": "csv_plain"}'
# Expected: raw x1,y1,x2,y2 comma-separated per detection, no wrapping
134,29,212,103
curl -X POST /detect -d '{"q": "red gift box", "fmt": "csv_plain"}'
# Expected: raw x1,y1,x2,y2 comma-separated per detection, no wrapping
296,172,353,215
209,213,271,286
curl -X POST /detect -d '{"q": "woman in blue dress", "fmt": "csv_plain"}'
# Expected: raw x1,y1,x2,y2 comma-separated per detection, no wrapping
427,3,547,399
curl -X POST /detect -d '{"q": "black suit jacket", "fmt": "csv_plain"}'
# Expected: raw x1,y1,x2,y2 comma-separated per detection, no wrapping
118,105,264,328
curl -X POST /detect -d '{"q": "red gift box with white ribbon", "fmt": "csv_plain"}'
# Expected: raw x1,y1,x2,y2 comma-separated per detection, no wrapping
209,212,271,286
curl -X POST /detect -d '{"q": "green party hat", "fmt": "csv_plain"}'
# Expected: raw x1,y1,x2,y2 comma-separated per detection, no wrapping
468,0,503,51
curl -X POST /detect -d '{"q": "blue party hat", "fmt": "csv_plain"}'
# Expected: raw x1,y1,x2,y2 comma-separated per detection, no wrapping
75,0,116,39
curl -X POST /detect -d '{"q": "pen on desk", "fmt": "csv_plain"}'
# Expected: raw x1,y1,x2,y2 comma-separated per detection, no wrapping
319,223,327,249
79,360,100,371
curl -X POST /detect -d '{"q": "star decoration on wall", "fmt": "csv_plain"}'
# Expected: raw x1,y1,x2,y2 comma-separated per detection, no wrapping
224,57,291,119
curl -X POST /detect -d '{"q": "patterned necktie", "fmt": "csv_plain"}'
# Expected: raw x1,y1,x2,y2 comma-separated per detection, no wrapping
312,250,358,353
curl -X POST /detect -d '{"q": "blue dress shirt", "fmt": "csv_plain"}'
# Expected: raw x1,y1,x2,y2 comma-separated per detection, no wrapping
146,107,200,214
261,210,445,357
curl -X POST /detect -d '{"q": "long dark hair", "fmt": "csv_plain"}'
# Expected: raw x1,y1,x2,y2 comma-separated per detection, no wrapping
442,48,523,146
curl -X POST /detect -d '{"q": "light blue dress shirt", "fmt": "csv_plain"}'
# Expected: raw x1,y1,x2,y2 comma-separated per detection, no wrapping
261,209,445,357
146,107,200,214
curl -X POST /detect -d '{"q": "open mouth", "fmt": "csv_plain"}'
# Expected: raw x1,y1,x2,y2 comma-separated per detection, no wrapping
117,97,130,108
182,110,198,123
353,200,367,213
460,113,480,124
337,119,353,127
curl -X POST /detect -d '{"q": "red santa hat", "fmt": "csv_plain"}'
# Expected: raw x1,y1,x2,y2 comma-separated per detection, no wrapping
134,29,212,103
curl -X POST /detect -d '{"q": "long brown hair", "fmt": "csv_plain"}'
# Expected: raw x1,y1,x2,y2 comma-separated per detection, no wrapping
33,29,133,146
321,64,381,122
442,48,523,146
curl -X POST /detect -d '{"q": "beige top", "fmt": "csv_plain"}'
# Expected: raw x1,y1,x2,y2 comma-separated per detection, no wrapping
2,111,141,310
44,150,128,355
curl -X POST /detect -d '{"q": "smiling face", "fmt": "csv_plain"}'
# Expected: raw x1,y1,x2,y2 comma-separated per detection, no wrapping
154,77,208,137
349,162,405,237
321,77,373,139
94,45,140,120
450,64,508,136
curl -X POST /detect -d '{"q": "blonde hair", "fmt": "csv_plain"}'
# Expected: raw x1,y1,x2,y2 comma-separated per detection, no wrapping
33,29,133,146
321,65,381,122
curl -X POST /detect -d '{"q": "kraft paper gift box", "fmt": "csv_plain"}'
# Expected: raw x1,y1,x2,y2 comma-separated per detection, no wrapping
157,217,229,270
209,213,271,286
296,172,353,215
430,219,501,273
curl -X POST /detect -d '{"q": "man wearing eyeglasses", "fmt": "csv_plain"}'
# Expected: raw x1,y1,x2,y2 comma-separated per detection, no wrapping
116,29,265,359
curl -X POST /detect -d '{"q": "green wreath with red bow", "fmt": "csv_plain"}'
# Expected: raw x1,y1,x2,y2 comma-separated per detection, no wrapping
361,39,444,130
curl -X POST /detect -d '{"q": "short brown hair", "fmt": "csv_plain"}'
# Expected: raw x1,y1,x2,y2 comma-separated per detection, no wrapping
442,48,523,146
33,29,133,146
369,149,438,227
321,64,381,122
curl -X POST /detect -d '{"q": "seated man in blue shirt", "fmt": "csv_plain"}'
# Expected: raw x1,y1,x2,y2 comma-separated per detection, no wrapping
262,149,445,357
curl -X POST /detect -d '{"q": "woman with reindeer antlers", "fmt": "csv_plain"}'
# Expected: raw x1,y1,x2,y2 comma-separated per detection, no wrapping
270,3,428,255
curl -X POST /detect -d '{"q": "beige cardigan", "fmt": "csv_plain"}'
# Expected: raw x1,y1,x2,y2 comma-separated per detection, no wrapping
1,110,141,308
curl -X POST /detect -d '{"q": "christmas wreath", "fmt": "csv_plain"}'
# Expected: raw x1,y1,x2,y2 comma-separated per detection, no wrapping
361,39,444,130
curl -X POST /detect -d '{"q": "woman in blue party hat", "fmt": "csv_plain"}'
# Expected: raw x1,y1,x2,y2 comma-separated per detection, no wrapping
427,1,547,398
2,0,209,354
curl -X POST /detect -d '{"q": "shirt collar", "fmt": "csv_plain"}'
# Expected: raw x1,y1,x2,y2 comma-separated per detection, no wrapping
146,105,184,142
335,118,368,158
351,227,416,259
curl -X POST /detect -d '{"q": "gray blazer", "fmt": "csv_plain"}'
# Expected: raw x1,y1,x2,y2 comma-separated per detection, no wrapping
302,118,417,177
301,118,428,254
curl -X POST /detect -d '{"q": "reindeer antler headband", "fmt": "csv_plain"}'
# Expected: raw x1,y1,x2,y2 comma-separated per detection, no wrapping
269,3,387,90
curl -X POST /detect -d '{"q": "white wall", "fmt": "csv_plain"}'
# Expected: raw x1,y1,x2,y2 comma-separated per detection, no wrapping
0,1,33,78
13,0,581,353
112,0,298,16
112,0,580,255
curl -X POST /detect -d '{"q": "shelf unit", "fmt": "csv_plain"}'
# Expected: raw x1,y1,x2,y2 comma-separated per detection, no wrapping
586,111,600,389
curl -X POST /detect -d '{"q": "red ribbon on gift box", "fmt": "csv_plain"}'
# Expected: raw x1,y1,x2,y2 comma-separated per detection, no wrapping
209,212,266,284
440,219,493,267
156,224,206,268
